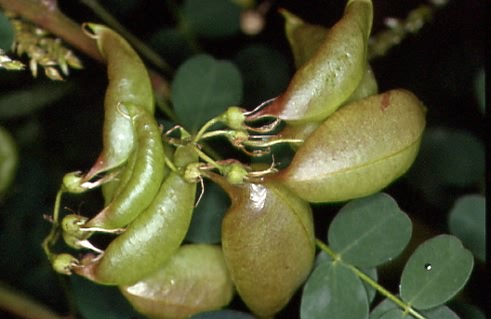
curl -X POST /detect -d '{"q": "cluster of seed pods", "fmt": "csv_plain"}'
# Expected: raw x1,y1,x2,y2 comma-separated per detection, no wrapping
45,0,426,318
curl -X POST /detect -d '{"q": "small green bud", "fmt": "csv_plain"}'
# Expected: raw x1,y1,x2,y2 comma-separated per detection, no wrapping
223,106,246,130
62,171,87,193
224,163,248,185
52,253,78,275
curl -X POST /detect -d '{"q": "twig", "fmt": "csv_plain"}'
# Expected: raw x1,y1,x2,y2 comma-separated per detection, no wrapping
0,283,69,319
79,0,173,75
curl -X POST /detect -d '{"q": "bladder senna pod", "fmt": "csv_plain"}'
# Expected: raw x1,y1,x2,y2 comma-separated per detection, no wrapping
82,24,155,182
120,244,234,319
248,0,373,124
84,103,167,230
211,173,315,318
274,89,426,203
75,144,197,285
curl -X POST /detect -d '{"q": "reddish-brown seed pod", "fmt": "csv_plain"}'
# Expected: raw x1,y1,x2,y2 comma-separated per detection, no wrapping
120,244,234,319
273,89,426,203
211,173,315,318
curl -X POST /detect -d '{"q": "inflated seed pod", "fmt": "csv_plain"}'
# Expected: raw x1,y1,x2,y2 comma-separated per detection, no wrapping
248,0,373,124
101,150,137,206
278,65,378,146
281,7,378,104
120,244,234,319
75,144,197,285
273,89,426,203
211,173,315,318
84,103,167,230
0,126,18,196
280,9,328,69
83,24,155,182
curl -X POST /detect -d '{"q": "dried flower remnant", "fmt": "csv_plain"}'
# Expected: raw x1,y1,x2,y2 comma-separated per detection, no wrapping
368,3,443,59
0,49,24,70
8,13,82,80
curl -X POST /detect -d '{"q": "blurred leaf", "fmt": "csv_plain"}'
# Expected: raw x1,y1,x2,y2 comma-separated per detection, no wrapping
150,28,193,66
0,11,14,50
301,261,368,319
376,307,460,319
407,127,484,206
473,68,484,114
0,82,74,119
185,181,229,244
450,302,486,319
400,235,474,310
0,126,18,196
369,298,398,319
315,252,378,305
103,0,138,17
378,309,406,319
423,306,460,319
328,193,412,268
191,309,256,319
70,276,144,319
172,54,243,132
235,44,290,106
371,299,460,319
448,194,485,261
182,0,241,38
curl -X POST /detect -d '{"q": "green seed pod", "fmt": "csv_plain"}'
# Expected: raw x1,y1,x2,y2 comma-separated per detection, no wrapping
249,0,373,124
75,144,197,285
100,150,137,206
0,126,18,197
280,9,329,69
281,7,378,102
84,103,168,230
278,65,378,146
83,24,155,181
274,89,426,203
120,244,234,319
101,142,174,206
344,64,378,103
212,174,315,318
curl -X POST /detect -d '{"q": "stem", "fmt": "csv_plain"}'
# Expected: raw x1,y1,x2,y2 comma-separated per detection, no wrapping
42,188,64,259
0,283,67,319
315,239,427,319
0,0,103,62
192,145,224,172
1,0,172,102
163,0,202,53
79,0,173,75
315,239,339,260
193,117,221,142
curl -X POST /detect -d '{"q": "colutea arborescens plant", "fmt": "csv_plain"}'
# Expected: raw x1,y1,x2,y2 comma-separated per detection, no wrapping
0,0,478,318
